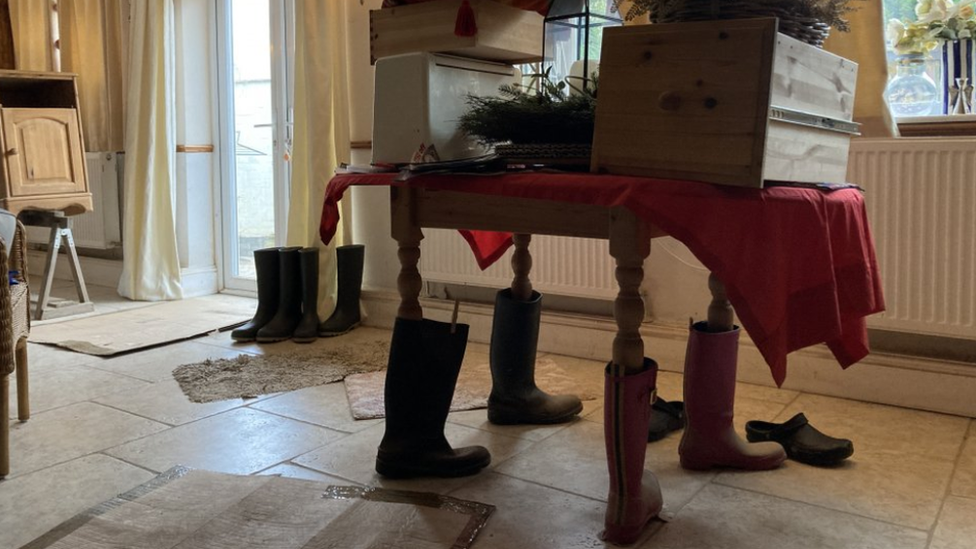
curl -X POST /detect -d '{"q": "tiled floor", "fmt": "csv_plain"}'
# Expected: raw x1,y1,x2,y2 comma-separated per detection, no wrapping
2,290,975,548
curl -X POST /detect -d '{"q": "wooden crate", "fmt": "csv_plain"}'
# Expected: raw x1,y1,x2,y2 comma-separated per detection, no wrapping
591,18,859,188
370,0,543,65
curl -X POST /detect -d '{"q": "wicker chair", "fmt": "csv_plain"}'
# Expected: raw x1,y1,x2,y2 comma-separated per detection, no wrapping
0,218,29,479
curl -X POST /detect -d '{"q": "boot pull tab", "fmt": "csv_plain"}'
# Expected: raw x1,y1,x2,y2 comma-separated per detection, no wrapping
451,298,460,334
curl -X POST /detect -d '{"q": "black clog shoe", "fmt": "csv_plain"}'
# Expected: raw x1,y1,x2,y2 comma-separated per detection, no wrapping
647,398,684,442
745,413,854,466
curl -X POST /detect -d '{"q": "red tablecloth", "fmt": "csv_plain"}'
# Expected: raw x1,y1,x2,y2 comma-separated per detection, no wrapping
321,172,885,386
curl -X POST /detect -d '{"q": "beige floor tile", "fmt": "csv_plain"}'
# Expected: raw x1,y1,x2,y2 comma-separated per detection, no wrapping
773,394,969,460
85,340,250,382
94,378,249,426
641,484,928,549
0,454,157,549
930,496,976,549
715,395,967,530
448,408,583,442
25,341,97,370
717,451,955,530
496,418,715,514
9,362,151,419
104,408,346,475
7,402,167,479
448,471,619,549
293,421,533,493
950,422,976,498
250,382,382,433
257,462,361,485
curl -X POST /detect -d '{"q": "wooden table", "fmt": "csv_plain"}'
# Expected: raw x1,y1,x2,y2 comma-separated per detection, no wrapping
388,184,679,376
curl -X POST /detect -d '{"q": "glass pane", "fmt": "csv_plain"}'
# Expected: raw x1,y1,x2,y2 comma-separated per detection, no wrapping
231,0,275,279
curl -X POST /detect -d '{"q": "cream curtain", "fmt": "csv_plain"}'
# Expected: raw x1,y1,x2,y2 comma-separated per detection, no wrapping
118,0,182,301
287,1,352,320
59,0,127,152
8,0,52,71
825,3,899,138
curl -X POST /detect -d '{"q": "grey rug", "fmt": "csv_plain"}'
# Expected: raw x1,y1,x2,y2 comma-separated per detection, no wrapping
173,342,389,403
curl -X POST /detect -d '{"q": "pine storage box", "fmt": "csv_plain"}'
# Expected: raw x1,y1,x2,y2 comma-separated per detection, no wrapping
370,0,544,64
591,18,859,188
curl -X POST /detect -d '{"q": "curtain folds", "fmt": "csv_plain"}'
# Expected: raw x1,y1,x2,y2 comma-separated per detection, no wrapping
118,0,182,301
824,3,899,138
287,1,352,320
8,0,52,71
60,0,127,152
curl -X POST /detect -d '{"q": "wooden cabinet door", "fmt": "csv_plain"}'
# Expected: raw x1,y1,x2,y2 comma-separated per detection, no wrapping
2,107,87,197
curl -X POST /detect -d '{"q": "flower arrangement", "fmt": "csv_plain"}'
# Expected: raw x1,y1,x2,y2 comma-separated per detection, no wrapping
887,0,976,55
612,0,860,31
458,69,598,145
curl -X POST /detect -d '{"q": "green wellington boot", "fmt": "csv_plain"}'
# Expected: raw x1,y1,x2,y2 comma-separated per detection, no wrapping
231,247,281,342
256,247,303,343
293,247,320,343
319,245,364,337
487,289,582,425
376,317,491,479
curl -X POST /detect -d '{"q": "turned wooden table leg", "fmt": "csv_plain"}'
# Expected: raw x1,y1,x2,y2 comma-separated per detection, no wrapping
391,187,424,321
609,208,651,374
707,272,734,331
510,233,533,301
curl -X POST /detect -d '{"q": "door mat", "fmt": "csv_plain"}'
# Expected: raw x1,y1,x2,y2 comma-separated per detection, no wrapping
29,294,257,356
344,357,600,420
173,341,390,403
20,466,494,549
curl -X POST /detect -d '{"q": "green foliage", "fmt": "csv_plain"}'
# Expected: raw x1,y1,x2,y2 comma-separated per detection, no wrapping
612,0,862,32
458,68,598,145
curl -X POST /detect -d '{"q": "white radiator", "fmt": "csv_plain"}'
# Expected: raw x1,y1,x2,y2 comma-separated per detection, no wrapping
26,152,123,249
849,138,976,339
419,231,618,299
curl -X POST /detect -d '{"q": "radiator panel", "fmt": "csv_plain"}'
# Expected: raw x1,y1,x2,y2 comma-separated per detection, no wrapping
850,139,976,338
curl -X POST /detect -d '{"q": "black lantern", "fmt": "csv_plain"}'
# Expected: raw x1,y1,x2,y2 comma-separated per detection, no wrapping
542,0,622,94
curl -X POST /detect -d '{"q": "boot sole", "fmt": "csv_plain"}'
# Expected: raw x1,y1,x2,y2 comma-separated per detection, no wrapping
255,336,291,343
318,321,361,338
231,335,256,342
292,336,317,344
375,456,490,479
487,401,583,425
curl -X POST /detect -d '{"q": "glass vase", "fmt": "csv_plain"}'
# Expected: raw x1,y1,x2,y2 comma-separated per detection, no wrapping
886,54,940,117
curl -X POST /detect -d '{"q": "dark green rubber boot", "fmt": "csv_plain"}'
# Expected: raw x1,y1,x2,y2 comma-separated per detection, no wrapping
376,318,491,479
231,247,281,342
256,247,303,342
487,289,583,425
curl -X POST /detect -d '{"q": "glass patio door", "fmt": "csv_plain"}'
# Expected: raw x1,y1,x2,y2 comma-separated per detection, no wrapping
216,0,294,291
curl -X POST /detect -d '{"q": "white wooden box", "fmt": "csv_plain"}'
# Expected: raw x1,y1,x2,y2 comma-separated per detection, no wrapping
370,0,543,65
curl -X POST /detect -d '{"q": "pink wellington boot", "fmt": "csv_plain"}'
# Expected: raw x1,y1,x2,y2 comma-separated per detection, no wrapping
601,359,664,545
678,321,786,471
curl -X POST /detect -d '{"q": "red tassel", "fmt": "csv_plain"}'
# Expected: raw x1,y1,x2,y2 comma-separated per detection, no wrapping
455,0,478,37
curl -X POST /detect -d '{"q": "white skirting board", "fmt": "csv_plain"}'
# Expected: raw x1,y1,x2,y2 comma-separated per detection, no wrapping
360,291,976,419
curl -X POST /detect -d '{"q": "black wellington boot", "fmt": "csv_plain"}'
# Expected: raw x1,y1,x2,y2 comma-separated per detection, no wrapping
231,247,281,342
256,246,303,342
376,317,491,479
487,289,583,425
293,248,320,343
318,244,364,337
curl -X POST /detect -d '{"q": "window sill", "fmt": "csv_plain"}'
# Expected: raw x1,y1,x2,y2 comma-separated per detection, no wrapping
897,115,976,137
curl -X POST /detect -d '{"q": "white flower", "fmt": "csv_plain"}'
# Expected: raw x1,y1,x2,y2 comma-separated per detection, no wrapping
918,0,953,23
887,18,907,46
